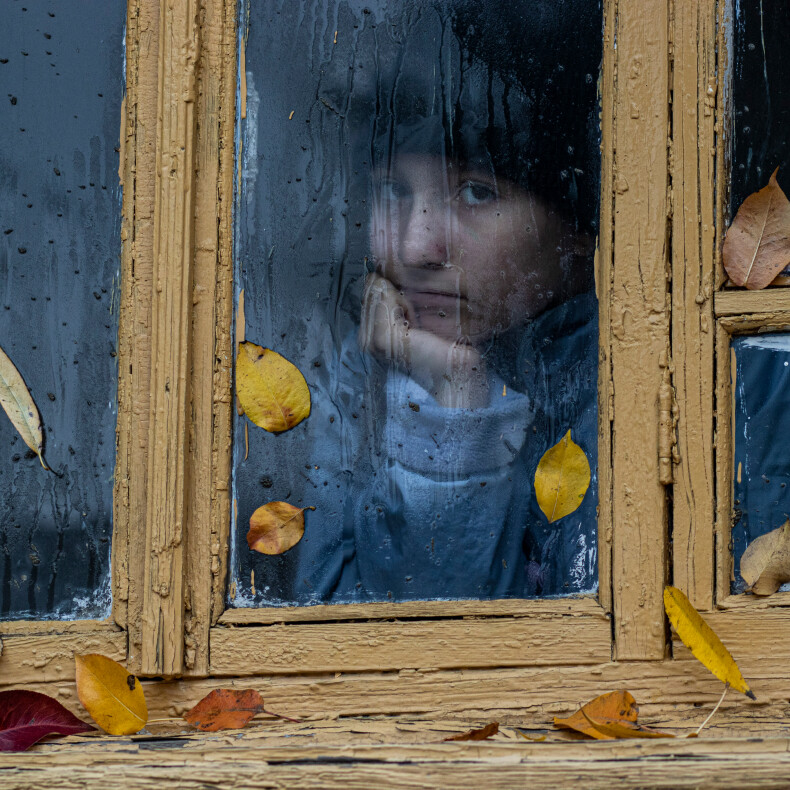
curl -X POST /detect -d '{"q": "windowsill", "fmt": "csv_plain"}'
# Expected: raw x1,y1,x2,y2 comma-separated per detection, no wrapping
3,711,790,787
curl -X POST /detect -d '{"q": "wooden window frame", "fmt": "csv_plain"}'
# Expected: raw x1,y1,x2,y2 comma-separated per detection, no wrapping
10,0,790,718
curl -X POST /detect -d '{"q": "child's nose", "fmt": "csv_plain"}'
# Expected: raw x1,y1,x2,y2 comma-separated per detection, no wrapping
399,197,450,268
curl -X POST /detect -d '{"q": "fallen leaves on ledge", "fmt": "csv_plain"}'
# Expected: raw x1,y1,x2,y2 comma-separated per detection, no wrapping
75,654,148,736
554,690,639,740
443,722,499,741
663,586,755,700
184,689,266,732
0,690,95,752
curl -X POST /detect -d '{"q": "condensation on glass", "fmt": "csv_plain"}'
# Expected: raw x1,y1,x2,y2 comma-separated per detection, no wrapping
231,0,601,606
730,0,790,211
0,3,124,618
731,335,790,593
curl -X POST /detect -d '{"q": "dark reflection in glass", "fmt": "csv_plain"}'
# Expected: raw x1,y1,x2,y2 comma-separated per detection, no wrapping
732,335,790,594
0,2,124,618
232,0,601,605
731,0,790,210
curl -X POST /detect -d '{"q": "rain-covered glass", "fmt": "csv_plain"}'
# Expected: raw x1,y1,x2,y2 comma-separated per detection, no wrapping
0,2,124,618
731,0,790,210
731,335,790,593
232,0,601,606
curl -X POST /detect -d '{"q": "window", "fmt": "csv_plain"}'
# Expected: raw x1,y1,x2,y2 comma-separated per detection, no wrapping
7,0,783,716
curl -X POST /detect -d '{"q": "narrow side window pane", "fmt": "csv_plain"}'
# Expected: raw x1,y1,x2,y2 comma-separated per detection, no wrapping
0,3,124,618
732,334,790,593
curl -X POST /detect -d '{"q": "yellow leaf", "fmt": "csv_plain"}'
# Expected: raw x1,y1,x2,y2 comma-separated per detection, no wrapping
554,690,638,740
236,342,310,433
534,429,590,523
740,519,790,596
247,501,314,555
75,654,148,735
663,586,755,699
0,343,49,470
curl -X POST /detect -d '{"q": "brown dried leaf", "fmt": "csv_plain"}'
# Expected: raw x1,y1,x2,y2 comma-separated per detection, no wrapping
444,722,499,741
579,709,675,740
740,519,790,596
247,501,314,555
723,168,790,289
553,690,638,740
184,689,265,732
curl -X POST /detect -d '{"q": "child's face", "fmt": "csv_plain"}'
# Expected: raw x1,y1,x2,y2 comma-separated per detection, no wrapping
370,154,564,344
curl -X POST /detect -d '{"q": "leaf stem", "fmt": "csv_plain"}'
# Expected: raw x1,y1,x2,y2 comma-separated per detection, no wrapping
261,708,302,723
693,683,729,737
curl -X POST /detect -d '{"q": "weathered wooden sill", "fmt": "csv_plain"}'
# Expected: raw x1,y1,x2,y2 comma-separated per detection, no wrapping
3,713,790,789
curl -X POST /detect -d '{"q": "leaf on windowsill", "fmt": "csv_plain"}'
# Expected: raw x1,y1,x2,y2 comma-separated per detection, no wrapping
579,709,674,740
740,519,790,596
722,168,790,289
236,341,311,433
553,690,639,740
443,722,499,741
0,690,95,752
184,689,265,732
247,501,315,555
663,586,755,699
75,654,148,736
0,343,50,471
534,429,590,523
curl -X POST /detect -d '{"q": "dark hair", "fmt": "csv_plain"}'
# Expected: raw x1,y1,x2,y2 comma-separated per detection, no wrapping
331,0,602,234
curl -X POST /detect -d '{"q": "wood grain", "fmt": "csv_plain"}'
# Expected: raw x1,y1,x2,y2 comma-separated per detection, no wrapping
209,614,612,675
609,0,672,659
715,289,790,316
670,0,717,609
219,597,604,625
183,0,236,676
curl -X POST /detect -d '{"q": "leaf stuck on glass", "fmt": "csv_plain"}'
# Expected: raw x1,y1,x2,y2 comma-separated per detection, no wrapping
534,429,590,523
247,501,314,555
236,341,311,433
740,519,790,596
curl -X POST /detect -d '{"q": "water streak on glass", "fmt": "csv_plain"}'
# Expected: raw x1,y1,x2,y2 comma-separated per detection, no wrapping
0,2,124,618
232,0,601,606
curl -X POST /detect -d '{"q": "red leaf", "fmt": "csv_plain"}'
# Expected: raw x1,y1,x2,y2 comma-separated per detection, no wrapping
444,722,499,741
0,690,95,752
184,689,266,732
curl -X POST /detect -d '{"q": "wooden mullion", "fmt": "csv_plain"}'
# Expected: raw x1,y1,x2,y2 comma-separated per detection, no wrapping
139,0,201,677
183,0,237,676
669,0,717,609
609,0,673,659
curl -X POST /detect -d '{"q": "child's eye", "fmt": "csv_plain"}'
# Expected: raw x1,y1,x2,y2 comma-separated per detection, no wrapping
457,181,499,207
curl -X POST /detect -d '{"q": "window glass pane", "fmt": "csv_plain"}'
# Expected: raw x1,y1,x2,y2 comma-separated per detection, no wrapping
0,2,124,618
232,0,601,605
731,334,790,593
731,0,790,210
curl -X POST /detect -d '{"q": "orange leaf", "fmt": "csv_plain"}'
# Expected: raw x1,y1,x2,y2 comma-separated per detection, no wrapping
74,654,147,736
580,709,675,740
553,690,638,740
184,689,265,732
247,501,314,555
722,168,790,289
444,722,499,741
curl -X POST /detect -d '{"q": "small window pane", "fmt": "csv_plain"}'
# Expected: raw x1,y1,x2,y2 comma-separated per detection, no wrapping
0,3,124,618
732,334,790,593
231,0,601,606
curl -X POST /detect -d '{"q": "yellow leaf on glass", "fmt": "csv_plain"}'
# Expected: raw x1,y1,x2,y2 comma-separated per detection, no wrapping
534,429,590,523
247,501,314,555
740,519,790,596
0,343,49,470
75,654,148,735
663,586,755,699
236,342,310,433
